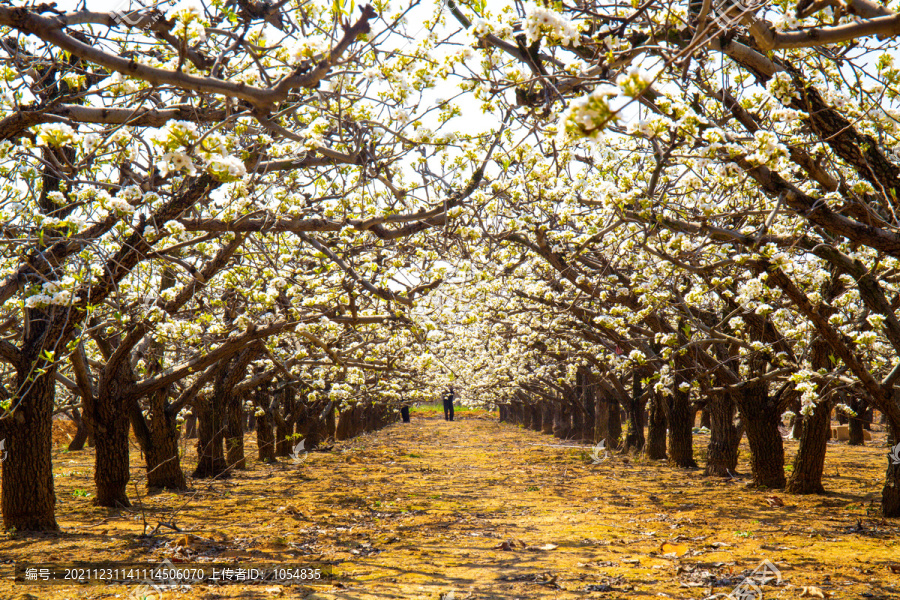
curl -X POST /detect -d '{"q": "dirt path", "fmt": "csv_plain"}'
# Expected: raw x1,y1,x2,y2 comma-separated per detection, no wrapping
3,410,900,599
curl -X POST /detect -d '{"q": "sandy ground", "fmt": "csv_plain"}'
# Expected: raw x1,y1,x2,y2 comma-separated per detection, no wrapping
2,409,899,599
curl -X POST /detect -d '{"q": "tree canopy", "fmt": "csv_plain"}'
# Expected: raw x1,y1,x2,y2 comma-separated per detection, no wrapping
2,0,900,529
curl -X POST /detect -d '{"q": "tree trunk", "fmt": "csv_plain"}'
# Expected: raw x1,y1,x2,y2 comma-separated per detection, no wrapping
67,408,91,452
363,404,374,432
541,403,554,434
623,371,646,452
552,403,571,439
192,393,228,478
705,391,739,477
787,338,831,494
274,385,296,456
881,394,900,517
183,413,198,439
92,363,133,507
325,402,336,439
646,391,667,460
700,407,711,429
862,403,874,430
530,402,543,432
255,386,277,463
351,404,365,436
593,392,609,444
145,414,186,490
301,412,324,450
607,396,622,450
884,457,900,518
581,368,596,443
848,397,866,446
786,399,830,494
665,372,696,468
522,402,537,429
129,373,187,491
275,421,293,456
522,402,534,430
336,406,352,440
737,379,786,489
1,362,59,531
570,398,585,440
194,348,258,478
225,392,246,470
295,400,317,449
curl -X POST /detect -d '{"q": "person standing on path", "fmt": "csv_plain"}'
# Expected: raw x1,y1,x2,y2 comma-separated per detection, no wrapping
443,387,455,421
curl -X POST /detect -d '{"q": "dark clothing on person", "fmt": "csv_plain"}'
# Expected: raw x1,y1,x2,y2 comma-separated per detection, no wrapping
401,405,410,423
443,390,455,421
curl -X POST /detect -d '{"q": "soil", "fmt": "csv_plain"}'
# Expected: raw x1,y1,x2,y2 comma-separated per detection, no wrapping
1,409,898,599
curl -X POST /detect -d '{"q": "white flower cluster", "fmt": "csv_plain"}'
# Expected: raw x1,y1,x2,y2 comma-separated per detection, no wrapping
854,330,878,347
24,276,77,308
329,383,354,401
744,130,788,166
36,123,78,147
616,68,651,98
152,120,199,151
766,72,800,104
523,3,580,47
300,117,329,150
789,370,818,415
654,364,674,397
558,85,618,141
834,403,857,417
172,4,208,42
206,154,247,182
159,151,196,177
99,187,141,214
0,139,15,158
469,18,512,40
736,277,767,308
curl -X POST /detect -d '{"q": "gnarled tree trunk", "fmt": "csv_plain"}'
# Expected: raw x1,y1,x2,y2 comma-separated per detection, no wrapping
552,402,571,439
593,392,609,444
127,354,187,491
607,395,622,451
646,391,667,460
787,338,832,494
737,379,786,489
665,369,696,468
183,413,198,439
192,391,228,478
570,397,586,441
541,403,553,434
848,397,866,446
787,398,830,494
325,401,336,439
530,402,543,432
705,390,739,477
336,405,352,440
623,371,646,453
254,384,276,463
1,354,59,531
881,395,900,517
226,391,247,470
194,346,258,477
92,361,134,507
67,407,92,452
